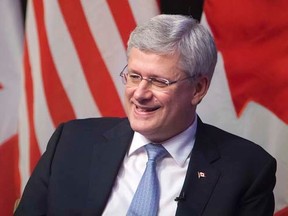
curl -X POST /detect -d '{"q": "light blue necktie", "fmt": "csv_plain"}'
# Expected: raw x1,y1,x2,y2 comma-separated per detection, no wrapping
127,143,168,216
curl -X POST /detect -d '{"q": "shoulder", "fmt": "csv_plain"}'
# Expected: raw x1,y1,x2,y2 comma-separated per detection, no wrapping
59,117,130,132
46,117,130,150
44,117,131,161
197,119,275,164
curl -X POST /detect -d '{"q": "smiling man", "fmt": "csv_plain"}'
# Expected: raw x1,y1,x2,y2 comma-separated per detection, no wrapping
124,48,199,143
15,15,276,216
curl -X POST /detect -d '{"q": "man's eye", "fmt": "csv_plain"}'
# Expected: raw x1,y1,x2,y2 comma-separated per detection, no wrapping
151,78,169,87
129,74,141,80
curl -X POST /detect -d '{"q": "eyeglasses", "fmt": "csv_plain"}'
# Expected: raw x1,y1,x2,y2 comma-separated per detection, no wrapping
120,65,195,89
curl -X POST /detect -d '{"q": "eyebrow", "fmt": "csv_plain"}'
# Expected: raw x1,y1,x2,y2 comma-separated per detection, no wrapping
128,69,173,80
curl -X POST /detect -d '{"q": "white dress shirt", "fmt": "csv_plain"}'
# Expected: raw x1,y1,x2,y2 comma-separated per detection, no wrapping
103,118,197,216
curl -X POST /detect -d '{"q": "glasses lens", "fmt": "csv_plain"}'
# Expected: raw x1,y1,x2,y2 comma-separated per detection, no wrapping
151,78,169,88
127,73,142,85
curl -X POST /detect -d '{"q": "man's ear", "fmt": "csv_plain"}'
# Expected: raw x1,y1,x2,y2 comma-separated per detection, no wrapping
191,76,210,105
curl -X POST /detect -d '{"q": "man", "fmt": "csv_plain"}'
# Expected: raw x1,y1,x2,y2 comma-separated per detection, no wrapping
15,15,276,216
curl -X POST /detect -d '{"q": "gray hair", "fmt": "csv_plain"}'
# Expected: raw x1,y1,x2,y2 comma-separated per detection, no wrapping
127,14,217,80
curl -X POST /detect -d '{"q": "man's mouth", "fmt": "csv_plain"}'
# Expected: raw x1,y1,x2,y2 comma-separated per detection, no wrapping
135,105,160,112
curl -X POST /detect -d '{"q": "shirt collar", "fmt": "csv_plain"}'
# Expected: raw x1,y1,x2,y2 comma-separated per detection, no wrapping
129,117,197,167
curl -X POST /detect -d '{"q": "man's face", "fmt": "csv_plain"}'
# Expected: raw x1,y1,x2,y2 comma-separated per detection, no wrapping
125,48,198,142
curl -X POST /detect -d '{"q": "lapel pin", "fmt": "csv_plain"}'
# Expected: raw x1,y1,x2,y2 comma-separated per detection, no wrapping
198,171,206,179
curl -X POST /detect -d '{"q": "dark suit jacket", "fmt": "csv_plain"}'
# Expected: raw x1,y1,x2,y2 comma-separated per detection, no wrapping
15,117,276,216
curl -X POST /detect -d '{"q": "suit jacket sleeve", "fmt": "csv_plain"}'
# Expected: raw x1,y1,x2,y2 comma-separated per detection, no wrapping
237,155,276,216
14,123,64,216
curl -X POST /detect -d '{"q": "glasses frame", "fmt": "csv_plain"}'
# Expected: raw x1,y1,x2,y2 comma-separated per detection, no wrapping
120,65,195,88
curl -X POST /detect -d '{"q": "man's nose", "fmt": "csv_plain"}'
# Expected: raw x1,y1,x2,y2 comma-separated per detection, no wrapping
133,80,153,100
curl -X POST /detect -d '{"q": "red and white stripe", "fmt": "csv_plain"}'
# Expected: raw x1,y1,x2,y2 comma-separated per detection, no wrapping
19,0,159,197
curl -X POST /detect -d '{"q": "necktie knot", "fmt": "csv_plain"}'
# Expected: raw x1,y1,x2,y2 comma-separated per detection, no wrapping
145,143,168,162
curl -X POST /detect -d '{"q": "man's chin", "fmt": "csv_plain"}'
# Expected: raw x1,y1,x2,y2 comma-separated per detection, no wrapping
130,122,155,135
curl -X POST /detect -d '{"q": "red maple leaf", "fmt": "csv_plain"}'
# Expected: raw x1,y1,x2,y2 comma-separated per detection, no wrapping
204,0,288,124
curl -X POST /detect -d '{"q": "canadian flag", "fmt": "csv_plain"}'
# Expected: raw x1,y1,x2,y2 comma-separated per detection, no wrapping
0,0,23,215
198,0,288,215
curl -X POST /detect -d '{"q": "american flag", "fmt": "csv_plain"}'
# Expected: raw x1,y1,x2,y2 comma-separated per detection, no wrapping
21,0,160,199
0,0,287,215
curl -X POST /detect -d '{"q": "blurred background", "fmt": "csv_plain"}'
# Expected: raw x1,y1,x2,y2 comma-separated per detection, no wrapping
0,0,287,215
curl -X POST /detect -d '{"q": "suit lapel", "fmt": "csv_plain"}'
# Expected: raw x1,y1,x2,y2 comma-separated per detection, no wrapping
176,118,221,216
84,119,134,215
